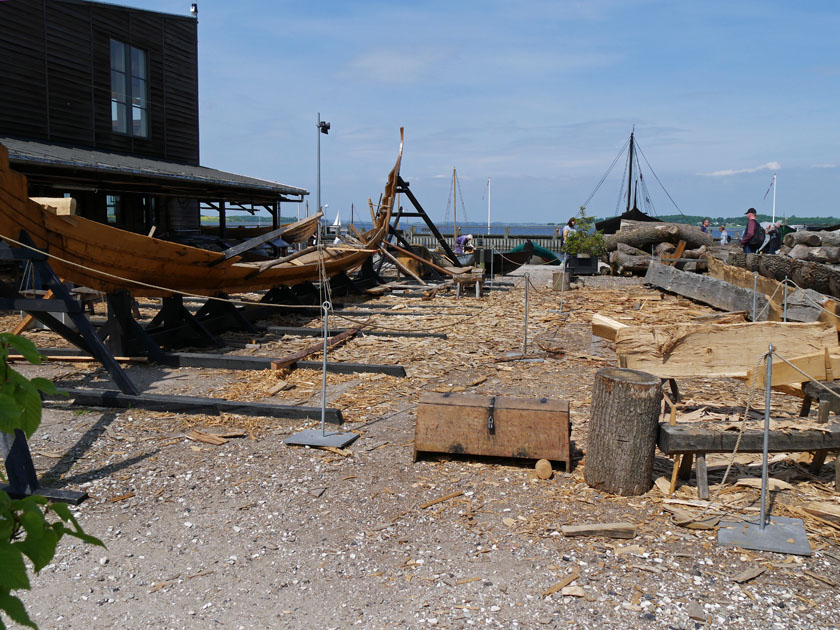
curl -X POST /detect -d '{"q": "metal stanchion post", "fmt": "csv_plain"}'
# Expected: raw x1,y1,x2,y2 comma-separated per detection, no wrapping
752,273,758,321
523,273,529,354
283,300,359,449
783,277,788,323
559,269,565,314
320,301,330,437
759,344,773,529
490,249,495,285
718,343,811,555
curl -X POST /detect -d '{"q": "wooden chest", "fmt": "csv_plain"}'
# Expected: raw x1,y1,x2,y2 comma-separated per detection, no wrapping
414,393,571,468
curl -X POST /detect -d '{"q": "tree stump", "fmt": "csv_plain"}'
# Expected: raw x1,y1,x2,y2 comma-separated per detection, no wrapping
585,367,663,496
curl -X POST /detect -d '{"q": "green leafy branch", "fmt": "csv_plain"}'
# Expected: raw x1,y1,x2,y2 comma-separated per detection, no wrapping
0,333,103,629
562,206,606,257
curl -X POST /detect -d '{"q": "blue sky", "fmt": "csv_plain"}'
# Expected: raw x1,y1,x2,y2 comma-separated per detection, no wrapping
128,0,838,222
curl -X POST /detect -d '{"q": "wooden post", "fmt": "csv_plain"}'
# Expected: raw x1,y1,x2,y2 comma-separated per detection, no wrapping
585,367,663,496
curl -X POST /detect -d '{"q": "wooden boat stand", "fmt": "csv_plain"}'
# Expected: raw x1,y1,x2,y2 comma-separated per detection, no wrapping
389,176,461,267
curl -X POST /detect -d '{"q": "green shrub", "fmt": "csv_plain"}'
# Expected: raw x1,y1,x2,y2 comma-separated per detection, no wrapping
0,333,103,629
562,207,606,256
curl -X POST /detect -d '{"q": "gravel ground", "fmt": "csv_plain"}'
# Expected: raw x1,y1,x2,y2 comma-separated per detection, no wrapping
9,266,840,629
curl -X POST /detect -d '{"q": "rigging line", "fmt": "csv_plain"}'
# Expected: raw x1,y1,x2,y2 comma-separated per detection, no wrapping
456,173,470,225
581,136,631,210
635,141,685,216
639,173,657,217
443,173,454,228
614,149,630,216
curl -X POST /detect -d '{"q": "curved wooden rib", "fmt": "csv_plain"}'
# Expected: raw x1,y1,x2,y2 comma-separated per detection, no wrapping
0,129,403,297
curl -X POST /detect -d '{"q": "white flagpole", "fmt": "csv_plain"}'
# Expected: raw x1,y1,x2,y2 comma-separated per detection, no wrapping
487,177,491,235
772,173,777,224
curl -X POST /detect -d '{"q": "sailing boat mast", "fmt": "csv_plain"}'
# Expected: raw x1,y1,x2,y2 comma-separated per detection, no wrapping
626,130,635,213
452,167,457,239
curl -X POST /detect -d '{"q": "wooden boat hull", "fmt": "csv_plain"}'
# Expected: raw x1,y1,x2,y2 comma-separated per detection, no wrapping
0,132,403,297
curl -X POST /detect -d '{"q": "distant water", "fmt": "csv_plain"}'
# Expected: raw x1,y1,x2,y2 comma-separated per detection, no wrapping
204,217,747,240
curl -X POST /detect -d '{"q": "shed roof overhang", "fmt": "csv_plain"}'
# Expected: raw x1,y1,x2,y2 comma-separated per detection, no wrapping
1,137,308,205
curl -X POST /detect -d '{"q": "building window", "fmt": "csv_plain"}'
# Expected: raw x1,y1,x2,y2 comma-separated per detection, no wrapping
110,39,148,138
106,194,121,224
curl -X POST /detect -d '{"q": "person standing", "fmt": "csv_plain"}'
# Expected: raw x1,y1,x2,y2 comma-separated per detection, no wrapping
719,225,730,245
562,217,577,241
765,221,782,254
741,208,764,253
700,218,711,233
560,218,577,265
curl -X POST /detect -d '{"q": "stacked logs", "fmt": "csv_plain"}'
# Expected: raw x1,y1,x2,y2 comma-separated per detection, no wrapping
606,222,714,276
782,230,840,264
727,251,840,300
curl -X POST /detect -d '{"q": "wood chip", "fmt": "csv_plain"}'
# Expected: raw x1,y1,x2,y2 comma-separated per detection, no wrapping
561,522,636,539
541,570,580,598
804,569,838,588
732,566,766,583
268,379,294,395
186,430,228,446
420,491,463,509
735,478,793,491
107,491,135,503
455,577,482,585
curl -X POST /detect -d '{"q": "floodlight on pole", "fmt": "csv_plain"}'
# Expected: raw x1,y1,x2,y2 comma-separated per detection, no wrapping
315,113,330,219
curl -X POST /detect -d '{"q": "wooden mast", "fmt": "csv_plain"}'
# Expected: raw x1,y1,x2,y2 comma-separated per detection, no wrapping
626,130,634,213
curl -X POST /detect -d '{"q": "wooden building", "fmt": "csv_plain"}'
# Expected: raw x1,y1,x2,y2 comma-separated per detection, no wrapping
0,0,306,238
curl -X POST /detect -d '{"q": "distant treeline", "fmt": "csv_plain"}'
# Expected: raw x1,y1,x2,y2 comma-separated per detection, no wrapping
200,215,297,224
632,214,840,227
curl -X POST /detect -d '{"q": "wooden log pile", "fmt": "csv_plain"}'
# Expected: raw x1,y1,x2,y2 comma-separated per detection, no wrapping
707,255,836,325
726,251,840,301
606,221,713,276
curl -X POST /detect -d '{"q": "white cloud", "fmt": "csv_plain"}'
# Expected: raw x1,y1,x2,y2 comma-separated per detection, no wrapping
699,162,781,177
340,48,452,85
811,163,838,169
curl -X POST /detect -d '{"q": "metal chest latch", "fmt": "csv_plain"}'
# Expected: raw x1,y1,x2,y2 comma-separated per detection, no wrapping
487,396,496,433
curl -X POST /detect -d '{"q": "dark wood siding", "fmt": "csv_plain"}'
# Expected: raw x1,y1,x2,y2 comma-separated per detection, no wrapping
0,1,49,139
0,0,198,164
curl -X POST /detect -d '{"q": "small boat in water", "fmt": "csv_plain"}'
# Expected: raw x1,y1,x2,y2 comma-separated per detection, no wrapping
0,130,404,297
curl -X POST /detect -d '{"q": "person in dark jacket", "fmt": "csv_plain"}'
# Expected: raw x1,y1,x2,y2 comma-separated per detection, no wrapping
741,208,763,253
764,221,782,254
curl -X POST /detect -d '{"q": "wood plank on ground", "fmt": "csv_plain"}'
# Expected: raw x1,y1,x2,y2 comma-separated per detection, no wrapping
271,320,371,370
560,523,637,539
615,321,837,379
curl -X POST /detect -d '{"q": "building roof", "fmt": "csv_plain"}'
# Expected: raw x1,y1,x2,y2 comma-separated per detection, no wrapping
0,137,308,204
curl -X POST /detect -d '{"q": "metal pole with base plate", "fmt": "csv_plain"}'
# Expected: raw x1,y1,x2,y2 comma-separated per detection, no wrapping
284,301,359,449
717,343,811,555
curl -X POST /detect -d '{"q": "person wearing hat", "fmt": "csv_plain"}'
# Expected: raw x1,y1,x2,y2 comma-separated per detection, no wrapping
741,208,765,253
